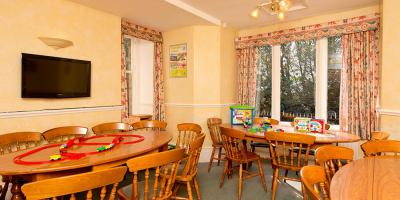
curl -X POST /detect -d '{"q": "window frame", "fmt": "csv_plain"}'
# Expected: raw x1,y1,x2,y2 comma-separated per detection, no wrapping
265,37,339,129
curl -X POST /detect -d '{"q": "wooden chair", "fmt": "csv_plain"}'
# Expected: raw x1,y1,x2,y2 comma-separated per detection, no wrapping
176,123,202,153
300,165,330,200
265,131,316,200
92,122,131,135
220,127,267,200
22,166,127,200
117,149,185,200
361,140,400,157
315,145,353,183
131,120,167,130
173,134,205,200
207,118,225,172
250,117,279,153
0,132,42,200
123,116,141,124
371,131,390,140
42,126,88,143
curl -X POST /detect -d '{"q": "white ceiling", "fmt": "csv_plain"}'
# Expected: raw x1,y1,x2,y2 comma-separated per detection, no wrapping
71,0,379,31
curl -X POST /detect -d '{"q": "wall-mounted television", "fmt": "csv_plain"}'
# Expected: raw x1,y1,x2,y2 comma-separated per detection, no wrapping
22,53,91,98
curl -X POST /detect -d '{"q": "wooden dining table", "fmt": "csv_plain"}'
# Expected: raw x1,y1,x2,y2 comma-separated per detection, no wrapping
330,157,400,200
0,129,172,200
220,123,360,144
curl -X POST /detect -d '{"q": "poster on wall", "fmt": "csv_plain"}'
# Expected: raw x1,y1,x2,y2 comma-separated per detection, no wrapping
169,44,187,78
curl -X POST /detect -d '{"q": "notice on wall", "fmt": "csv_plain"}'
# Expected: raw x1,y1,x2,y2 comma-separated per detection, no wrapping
169,44,187,78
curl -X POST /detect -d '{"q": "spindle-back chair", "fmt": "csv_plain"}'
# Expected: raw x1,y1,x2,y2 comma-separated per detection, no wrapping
265,132,316,200
22,166,127,200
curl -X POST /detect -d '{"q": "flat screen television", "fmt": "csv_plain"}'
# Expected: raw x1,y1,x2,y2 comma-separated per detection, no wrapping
22,53,91,98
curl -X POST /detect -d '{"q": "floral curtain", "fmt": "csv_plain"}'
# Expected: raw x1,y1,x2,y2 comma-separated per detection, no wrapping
237,47,258,106
235,13,380,49
153,42,165,120
121,19,165,121
339,30,379,139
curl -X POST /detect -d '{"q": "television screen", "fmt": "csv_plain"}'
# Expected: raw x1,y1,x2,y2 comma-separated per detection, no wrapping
22,53,91,98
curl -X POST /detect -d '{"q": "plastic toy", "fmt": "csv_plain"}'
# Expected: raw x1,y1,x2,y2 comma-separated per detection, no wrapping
293,117,311,132
230,105,255,125
275,129,285,133
50,154,62,161
14,134,145,165
309,119,325,133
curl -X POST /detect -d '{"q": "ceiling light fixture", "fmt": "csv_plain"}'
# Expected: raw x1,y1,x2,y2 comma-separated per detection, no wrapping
250,0,292,20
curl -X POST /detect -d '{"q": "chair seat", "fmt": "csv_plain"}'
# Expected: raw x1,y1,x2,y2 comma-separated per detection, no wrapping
250,142,270,148
229,151,261,163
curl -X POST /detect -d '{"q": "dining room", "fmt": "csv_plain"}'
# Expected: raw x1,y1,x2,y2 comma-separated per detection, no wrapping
0,0,399,200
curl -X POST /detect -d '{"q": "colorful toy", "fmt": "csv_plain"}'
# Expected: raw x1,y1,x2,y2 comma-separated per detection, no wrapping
50,154,62,161
230,105,255,125
275,129,285,133
14,134,145,165
243,118,252,128
293,117,311,132
309,119,325,133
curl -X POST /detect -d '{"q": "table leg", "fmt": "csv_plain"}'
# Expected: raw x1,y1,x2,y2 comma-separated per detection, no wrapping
10,177,23,200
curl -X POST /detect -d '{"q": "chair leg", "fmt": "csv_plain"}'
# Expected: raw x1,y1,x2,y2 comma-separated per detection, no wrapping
271,168,279,200
208,147,216,172
193,175,201,200
284,170,288,183
220,160,229,188
217,147,222,166
238,163,243,200
186,182,193,200
172,182,180,198
0,176,10,200
257,159,267,192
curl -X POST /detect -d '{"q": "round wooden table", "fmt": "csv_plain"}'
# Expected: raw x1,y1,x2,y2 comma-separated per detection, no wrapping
0,129,172,200
330,157,400,200
220,124,360,144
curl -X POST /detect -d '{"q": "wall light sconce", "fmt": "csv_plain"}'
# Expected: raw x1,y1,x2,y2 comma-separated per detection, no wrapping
38,37,73,50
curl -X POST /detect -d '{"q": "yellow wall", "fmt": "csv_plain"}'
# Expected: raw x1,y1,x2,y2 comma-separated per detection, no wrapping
163,26,237,147
239,5,379,37
0,0,122,133
380,0,400,140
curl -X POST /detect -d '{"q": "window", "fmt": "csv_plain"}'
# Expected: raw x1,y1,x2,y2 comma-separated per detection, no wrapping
327,36,342,124
256,36,343,125
124,36,154,115
255,45,272,117
280,40,316,121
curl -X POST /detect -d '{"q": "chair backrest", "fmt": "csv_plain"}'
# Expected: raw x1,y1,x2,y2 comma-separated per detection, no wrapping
125,149,185,200
180,134,205,177
370,131,390,140
300,165,330,200
0,132,42,155
220,126,247,161
361,140,400,157
207,118,223,146
92,122,131,135
131,120,167,130
123,116,141,124
42,126,88,143
315,145,353,182
176,123,202,152
265,132,316,169
22,166,127,200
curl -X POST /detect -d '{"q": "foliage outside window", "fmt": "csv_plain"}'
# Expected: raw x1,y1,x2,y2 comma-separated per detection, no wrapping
255,46,272,117
280,40,316,121
255,36,343,125
327,36,342,125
